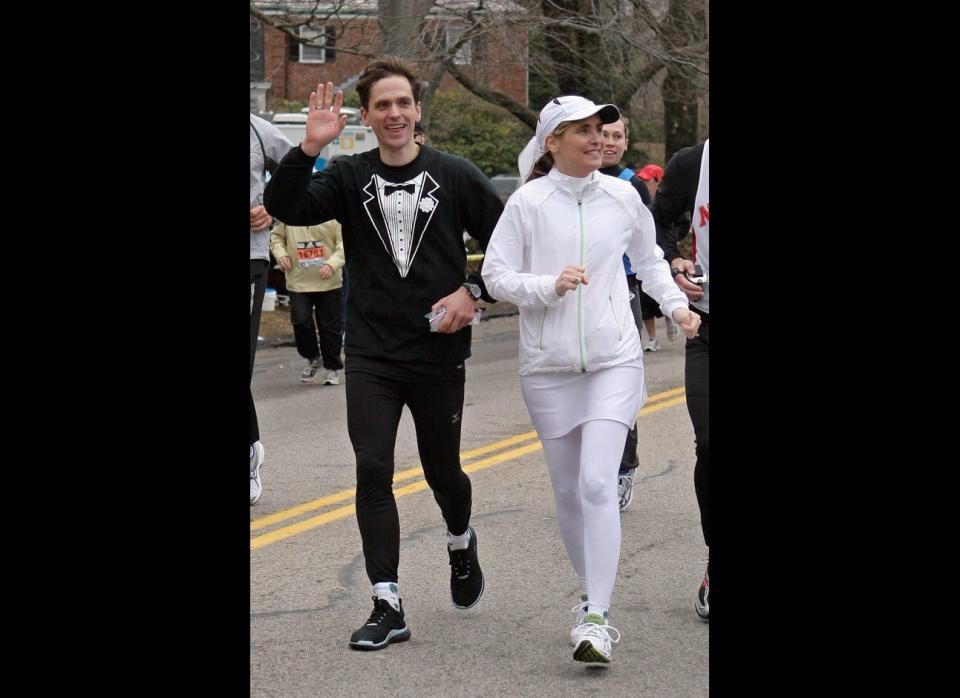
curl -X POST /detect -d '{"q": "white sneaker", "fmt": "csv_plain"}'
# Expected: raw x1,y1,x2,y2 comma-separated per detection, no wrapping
618,472,635,512
643,337,660,352
569,595,588,646
250,441,265,505
665,316,679,341
696,558,710,621
300,357,321,383
323,369,340,385
572,613,620,664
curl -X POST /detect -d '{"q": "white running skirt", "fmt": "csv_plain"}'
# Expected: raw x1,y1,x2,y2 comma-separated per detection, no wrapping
519,360,646,440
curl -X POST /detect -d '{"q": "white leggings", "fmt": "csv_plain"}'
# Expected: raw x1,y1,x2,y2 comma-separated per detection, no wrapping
541,419,628,612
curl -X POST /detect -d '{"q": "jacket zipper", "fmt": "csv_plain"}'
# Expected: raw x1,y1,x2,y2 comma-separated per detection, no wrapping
576,196,586,371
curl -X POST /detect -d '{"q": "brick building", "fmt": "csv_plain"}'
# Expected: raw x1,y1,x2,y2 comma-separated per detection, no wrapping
250,1,529,112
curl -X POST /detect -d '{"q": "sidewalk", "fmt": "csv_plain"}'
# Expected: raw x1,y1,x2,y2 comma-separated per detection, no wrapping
257,299,519,348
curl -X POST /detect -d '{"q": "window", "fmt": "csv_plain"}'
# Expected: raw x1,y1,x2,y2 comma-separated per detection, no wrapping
445,26,472,65
290,26,336,63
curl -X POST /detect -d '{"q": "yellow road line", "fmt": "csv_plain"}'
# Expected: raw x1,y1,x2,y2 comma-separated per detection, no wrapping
251,391,685,549
249,434,536,532
250,487,357,531
251,386,684,531
251,504,357,549
639,395,687,416
251,442,547,550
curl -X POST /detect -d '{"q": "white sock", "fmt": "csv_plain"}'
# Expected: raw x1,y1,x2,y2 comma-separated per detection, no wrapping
586,602,609,620
447,528,471,550
372,582,400,611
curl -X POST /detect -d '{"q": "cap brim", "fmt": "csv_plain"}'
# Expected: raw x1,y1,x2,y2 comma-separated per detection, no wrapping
563,103,621,125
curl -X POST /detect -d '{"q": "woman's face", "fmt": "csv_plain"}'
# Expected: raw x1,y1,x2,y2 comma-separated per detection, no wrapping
547,115,604,178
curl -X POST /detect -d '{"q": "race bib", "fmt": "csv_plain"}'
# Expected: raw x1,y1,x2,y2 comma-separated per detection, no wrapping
296,241,326,268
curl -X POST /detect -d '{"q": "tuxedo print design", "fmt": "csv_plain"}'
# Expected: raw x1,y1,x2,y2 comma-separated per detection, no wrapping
362,172,440,278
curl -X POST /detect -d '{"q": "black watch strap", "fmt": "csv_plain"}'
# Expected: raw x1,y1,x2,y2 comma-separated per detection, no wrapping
461,282,481,300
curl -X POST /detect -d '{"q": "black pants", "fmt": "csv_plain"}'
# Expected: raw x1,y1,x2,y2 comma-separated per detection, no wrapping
346,367,472,584
289,289,343,370
685,311,710,546
250,259,268,447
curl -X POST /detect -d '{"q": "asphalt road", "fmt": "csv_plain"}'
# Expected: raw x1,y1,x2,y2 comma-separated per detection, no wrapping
251,313,707,696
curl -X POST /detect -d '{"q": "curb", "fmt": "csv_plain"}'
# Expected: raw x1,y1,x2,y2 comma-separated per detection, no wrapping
257,303,518,348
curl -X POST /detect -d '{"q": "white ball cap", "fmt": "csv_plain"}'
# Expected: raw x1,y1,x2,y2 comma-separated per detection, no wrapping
518,96,621,181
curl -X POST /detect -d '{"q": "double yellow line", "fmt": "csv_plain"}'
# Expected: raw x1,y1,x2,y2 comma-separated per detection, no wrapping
251,386,686,550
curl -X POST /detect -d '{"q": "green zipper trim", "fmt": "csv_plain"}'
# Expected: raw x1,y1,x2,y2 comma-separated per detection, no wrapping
577,197,585,371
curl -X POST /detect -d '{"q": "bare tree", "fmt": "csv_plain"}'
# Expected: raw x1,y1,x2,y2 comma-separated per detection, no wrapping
250,1,381,61
657,0,707,159
251,0,708,147
379,0,437,55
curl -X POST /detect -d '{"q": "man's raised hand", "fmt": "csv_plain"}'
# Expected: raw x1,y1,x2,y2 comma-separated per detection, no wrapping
301,81,348,157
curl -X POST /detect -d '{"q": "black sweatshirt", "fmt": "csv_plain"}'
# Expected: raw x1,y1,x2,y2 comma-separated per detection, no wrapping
264,145,504,365
652,143,704,264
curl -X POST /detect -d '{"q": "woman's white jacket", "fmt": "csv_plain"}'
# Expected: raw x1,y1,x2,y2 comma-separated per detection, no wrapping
482,168,689,376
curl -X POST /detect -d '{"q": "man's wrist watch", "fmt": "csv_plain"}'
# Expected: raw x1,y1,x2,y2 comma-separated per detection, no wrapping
671,266,685,277
461,282,482,300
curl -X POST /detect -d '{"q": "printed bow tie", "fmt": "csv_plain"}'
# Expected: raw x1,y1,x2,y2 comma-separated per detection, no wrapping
383,183,416,195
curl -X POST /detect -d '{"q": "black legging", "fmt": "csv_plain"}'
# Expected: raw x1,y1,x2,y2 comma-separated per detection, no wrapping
250,259,269,447
684,312,709,546
346,368,472,584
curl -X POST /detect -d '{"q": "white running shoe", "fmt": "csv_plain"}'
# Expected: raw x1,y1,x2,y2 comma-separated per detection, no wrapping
644,337,660,352
696,558,710,621
569,595,588,646
300,357,321,383
618,472,635,512
323,369,340,385
250,441,265,505
572,613,620,664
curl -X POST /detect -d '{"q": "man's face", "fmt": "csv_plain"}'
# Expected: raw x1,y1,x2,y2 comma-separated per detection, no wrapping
360,75,422,152
601,119,628,169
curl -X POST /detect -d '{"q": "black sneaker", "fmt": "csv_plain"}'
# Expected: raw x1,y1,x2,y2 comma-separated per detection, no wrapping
448,526,484,609
348,597,411,650
695,561,710,621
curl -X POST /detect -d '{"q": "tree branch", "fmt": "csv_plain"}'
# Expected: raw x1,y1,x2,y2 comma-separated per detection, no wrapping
444,60,538,129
